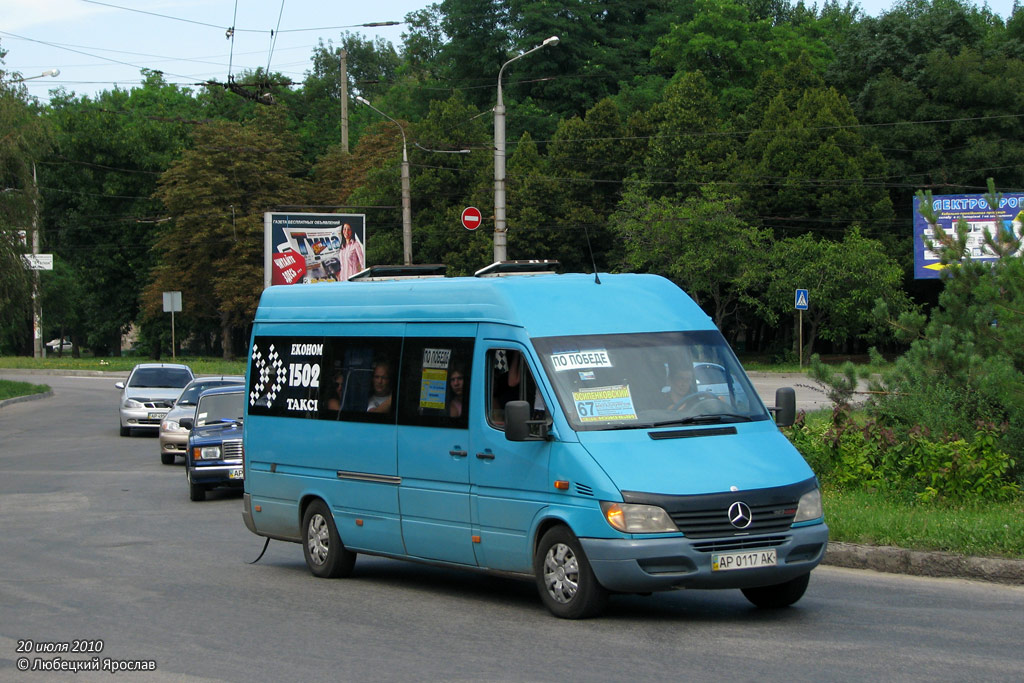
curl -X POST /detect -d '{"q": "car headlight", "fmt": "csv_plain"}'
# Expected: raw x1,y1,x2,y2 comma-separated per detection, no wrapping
600,502,677,533
793,488,823,523
123,398,144,409
199,446,221,460
161,420,181,432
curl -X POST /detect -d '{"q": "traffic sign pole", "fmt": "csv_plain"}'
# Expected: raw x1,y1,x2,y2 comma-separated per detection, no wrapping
794,289,809,368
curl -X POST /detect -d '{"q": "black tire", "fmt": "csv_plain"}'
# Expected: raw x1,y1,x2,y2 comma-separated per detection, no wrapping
534,526,608,619
302,499,356,579
160,452,175,465
188,473,206,502
120,425,130,437
741,572,811,608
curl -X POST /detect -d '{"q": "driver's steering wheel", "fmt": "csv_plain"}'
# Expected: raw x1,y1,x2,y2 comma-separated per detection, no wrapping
670,391,719,412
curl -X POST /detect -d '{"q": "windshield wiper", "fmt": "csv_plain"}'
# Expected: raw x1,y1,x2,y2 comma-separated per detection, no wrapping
650,413,753,427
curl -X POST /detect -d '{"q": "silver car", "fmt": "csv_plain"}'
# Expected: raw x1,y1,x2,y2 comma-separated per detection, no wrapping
116,363,194,436
159,375,244,464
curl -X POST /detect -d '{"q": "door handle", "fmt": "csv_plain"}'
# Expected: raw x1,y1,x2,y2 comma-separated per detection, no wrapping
449,449,467,457
475,451,495,460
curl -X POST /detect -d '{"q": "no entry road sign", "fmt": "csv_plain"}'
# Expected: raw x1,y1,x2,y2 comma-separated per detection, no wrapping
461,206,482,230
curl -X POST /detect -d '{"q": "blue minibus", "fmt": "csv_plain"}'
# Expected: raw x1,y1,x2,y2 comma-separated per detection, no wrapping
242,265,828,618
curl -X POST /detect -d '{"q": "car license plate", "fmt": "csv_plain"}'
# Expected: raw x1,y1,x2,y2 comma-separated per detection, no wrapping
712,549,777,571
148,412,164,420
229,468,244,480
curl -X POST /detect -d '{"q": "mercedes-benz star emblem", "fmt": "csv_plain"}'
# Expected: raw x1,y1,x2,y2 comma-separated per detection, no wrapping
727,501,752,529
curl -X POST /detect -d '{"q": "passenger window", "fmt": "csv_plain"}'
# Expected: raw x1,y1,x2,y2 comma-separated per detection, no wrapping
319,337,401,423
487,349,549,434
398,338,473,429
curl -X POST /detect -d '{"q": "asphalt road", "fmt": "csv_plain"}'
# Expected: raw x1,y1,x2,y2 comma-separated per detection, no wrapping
1,372,1022,681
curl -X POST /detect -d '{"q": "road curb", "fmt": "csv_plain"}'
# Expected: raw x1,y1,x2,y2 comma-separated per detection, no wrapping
823,541,1024,585
0,389,53,409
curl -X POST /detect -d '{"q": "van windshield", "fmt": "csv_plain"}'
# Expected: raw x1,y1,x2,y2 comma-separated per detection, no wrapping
533,331,768,431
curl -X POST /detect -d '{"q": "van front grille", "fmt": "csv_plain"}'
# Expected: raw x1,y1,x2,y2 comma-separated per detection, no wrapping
669,502,797,538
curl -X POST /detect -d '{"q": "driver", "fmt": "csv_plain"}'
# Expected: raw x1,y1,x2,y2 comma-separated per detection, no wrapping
667,366,696,409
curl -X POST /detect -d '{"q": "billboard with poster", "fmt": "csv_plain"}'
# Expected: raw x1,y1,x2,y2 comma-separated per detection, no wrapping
263,212,366,287
914,193,1024,279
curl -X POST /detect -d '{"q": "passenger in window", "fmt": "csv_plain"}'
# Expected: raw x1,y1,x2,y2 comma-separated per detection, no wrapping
490,350,546,427
326,370,345,413
447,366,466,418
507,351,547,419
367,360,393,413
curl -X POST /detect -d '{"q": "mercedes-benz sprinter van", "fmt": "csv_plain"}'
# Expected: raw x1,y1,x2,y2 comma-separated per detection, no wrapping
242,266,827,618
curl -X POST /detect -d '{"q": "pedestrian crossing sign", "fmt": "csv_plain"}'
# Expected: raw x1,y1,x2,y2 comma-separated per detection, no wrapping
795,289,809,310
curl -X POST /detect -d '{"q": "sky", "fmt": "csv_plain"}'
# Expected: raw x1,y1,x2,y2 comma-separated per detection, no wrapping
1,0,1019,102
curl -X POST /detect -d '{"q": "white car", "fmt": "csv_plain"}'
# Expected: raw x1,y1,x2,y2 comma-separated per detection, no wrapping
693,361,751,406
46,338,72,352
116,363,194,436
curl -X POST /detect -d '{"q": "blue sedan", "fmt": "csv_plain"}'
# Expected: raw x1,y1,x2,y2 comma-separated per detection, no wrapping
182,385,245,502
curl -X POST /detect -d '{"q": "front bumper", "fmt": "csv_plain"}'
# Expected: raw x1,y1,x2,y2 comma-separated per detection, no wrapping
188,462,245,487
159,430,188,455
121,407,169,429
581,522,829,593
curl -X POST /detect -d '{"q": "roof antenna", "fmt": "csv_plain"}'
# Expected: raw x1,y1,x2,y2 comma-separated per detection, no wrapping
583,223,601,284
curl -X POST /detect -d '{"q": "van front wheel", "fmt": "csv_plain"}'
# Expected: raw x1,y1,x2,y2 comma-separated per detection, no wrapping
741,572,810,608
534,526,608,619
302,500,355,579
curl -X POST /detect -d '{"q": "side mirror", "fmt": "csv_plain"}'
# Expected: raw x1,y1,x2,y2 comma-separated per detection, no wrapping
504,401,532,441
504,401,551,442
115,381,125,390
773,387,796,427
179,417,195,431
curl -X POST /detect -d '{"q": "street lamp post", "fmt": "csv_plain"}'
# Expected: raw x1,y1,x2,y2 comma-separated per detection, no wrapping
15,68,60,82
493,36,558,263
355,96,412,265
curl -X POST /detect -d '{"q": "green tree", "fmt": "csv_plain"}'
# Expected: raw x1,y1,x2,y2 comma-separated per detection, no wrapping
614,184,772,340
151,108,308,359
41,72,198,354
0,50,51,353
39,256,87,357
742,62,895,247
639,71,740,201
870,181,1024,484
651,0,831,111
765,228,909,357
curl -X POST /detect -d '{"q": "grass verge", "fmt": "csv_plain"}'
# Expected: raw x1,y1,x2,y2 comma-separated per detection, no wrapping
824,486,1024,559
0,379,50,401
0,356,246,375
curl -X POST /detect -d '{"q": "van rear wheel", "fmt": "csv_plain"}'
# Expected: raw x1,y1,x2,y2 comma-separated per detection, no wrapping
534,526,608,619
741,572,810,608
302,500,356,579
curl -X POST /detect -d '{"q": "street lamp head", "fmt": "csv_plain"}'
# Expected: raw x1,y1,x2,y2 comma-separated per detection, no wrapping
542,36,559,47
355,95,370,106
43,69,60,78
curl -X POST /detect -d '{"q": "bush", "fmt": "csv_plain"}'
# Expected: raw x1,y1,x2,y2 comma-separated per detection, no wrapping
786,413,1020,503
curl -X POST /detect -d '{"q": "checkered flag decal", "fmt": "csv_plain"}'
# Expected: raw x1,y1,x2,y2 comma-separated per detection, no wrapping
250,342,288,407
494,349,508,372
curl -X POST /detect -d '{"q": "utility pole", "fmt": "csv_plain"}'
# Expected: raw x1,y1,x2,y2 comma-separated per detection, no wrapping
31,163,42,359
339,50,349,154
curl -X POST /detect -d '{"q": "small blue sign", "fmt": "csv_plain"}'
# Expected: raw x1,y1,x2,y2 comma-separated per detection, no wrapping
795,289,809,310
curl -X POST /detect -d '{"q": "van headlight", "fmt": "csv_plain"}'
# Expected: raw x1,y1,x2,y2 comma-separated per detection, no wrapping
793,488,823,523
600,502,677,533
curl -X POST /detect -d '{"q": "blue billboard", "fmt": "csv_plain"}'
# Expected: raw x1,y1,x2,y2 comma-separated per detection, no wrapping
914,193,1024,279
